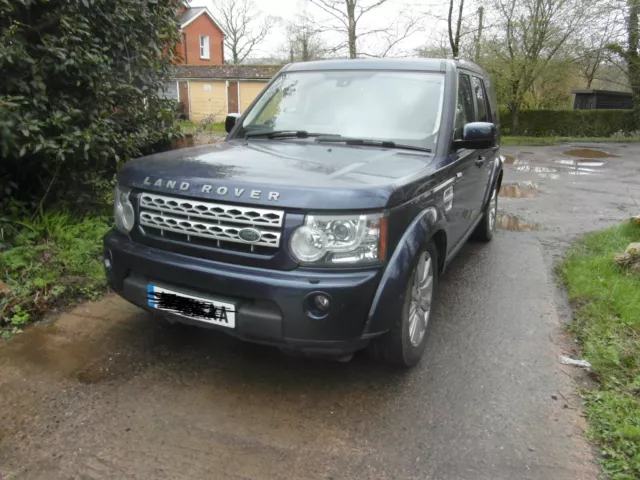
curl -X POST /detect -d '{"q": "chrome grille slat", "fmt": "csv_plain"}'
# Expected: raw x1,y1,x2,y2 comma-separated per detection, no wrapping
140,193,284,227
137,192,284,251
139,212,281,248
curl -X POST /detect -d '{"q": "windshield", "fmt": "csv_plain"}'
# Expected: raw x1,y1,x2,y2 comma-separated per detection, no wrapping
239,70,445,151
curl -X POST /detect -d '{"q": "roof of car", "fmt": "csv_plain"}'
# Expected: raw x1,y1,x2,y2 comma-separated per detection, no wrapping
283,58,486,75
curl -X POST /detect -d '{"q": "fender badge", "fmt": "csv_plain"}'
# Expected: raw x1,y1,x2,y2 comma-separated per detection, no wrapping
238,228,262,243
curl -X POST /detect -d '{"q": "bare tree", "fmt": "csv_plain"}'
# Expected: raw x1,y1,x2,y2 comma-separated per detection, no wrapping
448,0,466,57
580,38,612,89
286,16,333,62
418,0,484,60
607,0,640,126
474,6,484,61
489,0,594,132
572,5,621,87
416,34,452,58
363,14,422,57
307,0,394,58
211,0,275,64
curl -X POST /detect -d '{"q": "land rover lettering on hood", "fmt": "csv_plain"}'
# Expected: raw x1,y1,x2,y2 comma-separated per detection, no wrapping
104,58,503,367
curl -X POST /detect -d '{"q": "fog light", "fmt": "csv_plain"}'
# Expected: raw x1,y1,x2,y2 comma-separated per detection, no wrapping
104,258,111,269
314,294,331,312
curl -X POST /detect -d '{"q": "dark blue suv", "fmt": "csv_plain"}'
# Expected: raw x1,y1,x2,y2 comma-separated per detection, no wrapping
103,58,503,367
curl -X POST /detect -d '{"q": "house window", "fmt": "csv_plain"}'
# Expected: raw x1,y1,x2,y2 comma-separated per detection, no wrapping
200,35,210,59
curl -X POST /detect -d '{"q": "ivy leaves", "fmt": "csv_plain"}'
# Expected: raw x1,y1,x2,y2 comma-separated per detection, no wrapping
0,0,183,203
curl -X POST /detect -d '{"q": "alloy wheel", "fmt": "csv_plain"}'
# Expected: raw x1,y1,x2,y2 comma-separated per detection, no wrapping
408,251,434,347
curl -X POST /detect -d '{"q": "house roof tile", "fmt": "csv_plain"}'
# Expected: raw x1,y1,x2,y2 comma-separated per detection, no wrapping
179,6,226,35
179,7,206,26
171,64,282,80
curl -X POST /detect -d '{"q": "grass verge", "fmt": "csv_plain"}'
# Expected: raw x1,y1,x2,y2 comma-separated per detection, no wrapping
503,136,640,146
559,220,640,479
0,209,112,338
177,119,226,136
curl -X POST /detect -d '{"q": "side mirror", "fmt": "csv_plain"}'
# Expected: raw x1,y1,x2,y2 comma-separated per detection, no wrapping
225,113,242,134
453,122,496,150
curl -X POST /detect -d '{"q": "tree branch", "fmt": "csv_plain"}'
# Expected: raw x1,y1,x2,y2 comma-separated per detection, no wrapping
356,0,391,22
308,0,349,28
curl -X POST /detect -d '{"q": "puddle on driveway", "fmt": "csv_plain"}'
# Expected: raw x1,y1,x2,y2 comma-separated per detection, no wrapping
499,182,539,198
496,214,541,231
516,165,556,173
0,299,150,384
504,156,534,166
563,148,618,159
505,154,604,178
4,323,97,373
553,159,606,168
551,158,604,175
513,161,560,179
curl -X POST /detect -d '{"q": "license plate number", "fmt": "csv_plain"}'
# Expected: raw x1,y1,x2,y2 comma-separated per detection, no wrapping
147,285,235,328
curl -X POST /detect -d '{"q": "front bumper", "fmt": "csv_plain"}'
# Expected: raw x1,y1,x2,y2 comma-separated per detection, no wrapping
103,231,386,356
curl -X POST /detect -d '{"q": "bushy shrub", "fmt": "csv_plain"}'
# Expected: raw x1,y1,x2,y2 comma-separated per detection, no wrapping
0,0,183,206
499,108,635,137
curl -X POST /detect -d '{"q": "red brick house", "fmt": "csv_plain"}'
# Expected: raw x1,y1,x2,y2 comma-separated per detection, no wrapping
176,5,225,66
163,4,280,123
165,4,227,117
172,65,281,122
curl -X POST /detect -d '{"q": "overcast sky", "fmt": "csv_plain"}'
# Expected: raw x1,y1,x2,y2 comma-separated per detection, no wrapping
188,0,452,60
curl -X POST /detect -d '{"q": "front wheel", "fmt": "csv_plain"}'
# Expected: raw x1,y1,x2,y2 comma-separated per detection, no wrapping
473,182,498,242
369,242,438,367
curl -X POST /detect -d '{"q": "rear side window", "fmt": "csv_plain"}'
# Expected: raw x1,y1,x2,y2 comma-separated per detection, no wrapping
455,73,475,139
471,76,489,122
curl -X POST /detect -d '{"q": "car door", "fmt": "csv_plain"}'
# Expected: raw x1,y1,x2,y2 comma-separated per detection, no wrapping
447,72,482,249
470,75,497,211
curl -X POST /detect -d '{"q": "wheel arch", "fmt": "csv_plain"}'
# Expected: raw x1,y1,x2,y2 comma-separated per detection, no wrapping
363,206,447,335
482,160,504,208
431,228,447,275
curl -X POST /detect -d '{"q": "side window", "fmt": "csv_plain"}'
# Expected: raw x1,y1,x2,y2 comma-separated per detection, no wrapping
455,73,475,139
471,76,489,122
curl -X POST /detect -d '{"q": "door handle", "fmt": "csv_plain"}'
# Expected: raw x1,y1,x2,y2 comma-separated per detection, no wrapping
475,156,486,166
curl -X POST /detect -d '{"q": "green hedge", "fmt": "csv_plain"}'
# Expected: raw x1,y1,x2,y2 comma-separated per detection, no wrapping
499,109,634,137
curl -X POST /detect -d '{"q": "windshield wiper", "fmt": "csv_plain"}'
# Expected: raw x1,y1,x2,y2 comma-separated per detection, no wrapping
245,130,315,139
315,135,432,153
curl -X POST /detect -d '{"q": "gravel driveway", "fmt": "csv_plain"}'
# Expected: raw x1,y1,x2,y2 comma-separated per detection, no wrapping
1,143,638,480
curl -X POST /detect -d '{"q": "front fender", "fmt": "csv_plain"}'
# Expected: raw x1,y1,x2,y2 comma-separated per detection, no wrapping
363,206,447,335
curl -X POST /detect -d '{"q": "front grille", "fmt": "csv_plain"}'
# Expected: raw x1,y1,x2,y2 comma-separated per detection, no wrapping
138,192,284,252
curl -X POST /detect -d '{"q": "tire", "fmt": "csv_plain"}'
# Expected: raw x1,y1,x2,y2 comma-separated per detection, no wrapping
369,241,438,368
473,181,498,242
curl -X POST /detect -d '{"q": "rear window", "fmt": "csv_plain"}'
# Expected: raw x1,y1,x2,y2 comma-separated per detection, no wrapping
471,76,489,122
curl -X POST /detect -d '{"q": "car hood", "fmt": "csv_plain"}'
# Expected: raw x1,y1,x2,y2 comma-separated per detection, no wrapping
117,140,437,210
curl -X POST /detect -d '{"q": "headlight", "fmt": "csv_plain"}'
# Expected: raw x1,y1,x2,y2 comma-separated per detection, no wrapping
290,213,387,266
114,185,135,234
